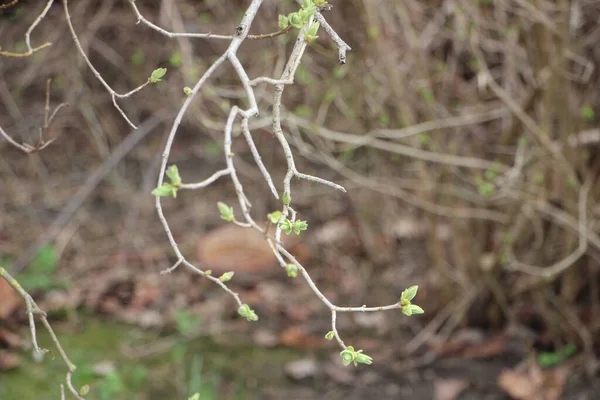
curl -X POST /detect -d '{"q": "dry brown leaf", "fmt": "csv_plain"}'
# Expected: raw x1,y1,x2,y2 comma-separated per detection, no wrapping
0,278,23,319
197,225,300,274
284,358,320,380
0,350,20,371
130,281,162,310
279,326,325,349
431,334,507,359
434,378,469,400
497,362,568,400
324,361,355,384
0,326,21,349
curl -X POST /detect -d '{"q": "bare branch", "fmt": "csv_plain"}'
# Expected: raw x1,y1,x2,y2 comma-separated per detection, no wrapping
0,0,53,57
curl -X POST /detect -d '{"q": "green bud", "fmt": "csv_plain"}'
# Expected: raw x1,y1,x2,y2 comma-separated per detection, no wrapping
286,264,298,278
184,86,193,96
282,192,291,205
314,0,328,5
325,331,335,340
340,346,356,366
79,385,90,396
278,15,289,30
355,352,373,365
293,219,308,235
302,0,312,9
217,202,234,222
238,304,259,322
166,164,181,187
299,6,316,21
279,219,294,235
401,305,413,316
306,22,320,38
219,271,234,282
149,67,167,83
288,12,304,29
204,269,212,276
268,211,283,224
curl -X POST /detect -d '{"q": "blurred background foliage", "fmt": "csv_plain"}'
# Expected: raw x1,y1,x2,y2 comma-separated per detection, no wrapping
1,0,600,398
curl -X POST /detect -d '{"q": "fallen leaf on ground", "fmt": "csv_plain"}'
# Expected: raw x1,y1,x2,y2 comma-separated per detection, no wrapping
0,350,20,371
430,333,507,359
434,378,469,400
93,360,116,376
324,361,355,384
197,225,300,274
0,278,23,319
284,358,320,380
279,326,326,349
0,326,21,349
497,362,568,400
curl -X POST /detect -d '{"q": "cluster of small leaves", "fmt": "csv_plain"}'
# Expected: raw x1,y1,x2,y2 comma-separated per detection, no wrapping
238,304,258,322
148,67,167,83
152,165,181,198
399,285,424,316
339,346,373,367
279,218,308,235
278,0,321,42
286,264,298,278
217,202,234,222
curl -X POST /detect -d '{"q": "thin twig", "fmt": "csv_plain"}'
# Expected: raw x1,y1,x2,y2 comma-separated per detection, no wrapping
63,0,152,129
0,0,53,57
0,265,84,400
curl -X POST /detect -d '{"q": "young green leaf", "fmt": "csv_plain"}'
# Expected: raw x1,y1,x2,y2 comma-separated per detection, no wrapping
279,219,294,235
268,211,283,224
306,22,320,38
409,304,424,314
184,86,193,96
166,165,181,187
217,202,234,222
219,271,234,282
149,67,167,83
152,183,177,198
401,305,413,316
355,351,373,365
325,331,335,340
278,15,289,30
340,346,356,366
237,304,259,322
293,220,308,235
288,12,304,29
401,285,419,302
299,6,316,22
